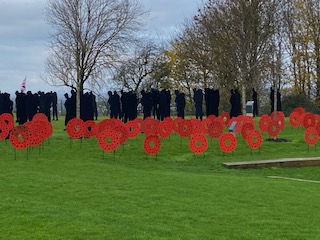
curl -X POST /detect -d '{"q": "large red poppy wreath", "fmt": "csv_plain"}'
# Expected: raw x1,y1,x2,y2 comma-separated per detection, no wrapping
267,120,280,138
66,118,85,139
289,111,300,128
219,132,237,153
25,121,45,146
189,133,208,154
208,120,223,139
220,112,230,126
259,114,271,133
241,122,254,140
143,134,161,155
141,117,159,136
302,113,315,129
201,118,212,134
9,125,32,150
97,128,121,152
178,120,192,138
32,113,48,122
246,129,263,149
304,127,318,146
125,120,141,138
158,120,172,139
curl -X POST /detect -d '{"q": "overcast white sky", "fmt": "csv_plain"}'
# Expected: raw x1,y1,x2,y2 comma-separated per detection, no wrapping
0,0,202,96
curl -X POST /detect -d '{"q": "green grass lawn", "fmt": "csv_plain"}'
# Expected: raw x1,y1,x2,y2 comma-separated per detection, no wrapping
1,117,320,239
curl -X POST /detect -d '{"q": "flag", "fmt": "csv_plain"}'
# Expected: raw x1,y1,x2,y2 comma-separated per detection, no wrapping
20,77,26,93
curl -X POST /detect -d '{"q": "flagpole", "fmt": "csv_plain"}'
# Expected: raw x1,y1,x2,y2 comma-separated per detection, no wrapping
20,77,26,94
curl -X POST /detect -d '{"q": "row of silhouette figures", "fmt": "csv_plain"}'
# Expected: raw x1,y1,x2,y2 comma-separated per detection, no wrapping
63,87,281,125
107,88,221,122
106,87,282,122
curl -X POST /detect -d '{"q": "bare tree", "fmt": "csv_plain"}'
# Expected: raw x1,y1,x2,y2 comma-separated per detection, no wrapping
112,42,164,94
44,0,147,117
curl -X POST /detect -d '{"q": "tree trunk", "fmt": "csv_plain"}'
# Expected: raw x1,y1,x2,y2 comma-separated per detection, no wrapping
76,83,81,118
273,83,277,119
315,40,320,105
242,84,246,115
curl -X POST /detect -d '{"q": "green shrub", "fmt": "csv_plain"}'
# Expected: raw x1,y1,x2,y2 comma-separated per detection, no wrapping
282,93,320,115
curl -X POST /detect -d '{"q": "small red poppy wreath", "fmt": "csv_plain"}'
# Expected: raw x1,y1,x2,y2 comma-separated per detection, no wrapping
97,129,121,152
268,120,280,138
293,107,305,115
303,113,315,129
208,120,223,139
190,118,202,134
304,127,318,146
125,120,141,138
178,119,192,138
219,132,237,153
220,112,230,126
84,120,96,138
9,125,31,149
259,114,271,133
271,111,285,120
141,117,159,136
0,113,14,131
289,111,300,128
201,118,212,134
241,122,254,140
143,134,161,155
207,114,216,121
66,118,85,139
173,117,183,134
189,133,208,154
158,120,172,139
135,118,143,128
32,113,48,122
246,129,263,149
270,111,285,130
215,116,225,129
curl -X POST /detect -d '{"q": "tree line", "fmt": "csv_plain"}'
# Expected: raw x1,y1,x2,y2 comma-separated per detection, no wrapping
44,0,320,116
